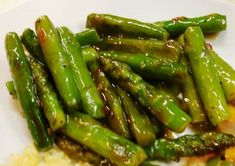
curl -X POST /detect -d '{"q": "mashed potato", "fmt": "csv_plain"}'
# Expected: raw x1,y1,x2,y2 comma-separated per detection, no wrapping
1,145,92,166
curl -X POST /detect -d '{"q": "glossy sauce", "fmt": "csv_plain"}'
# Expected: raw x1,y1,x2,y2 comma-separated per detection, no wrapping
205,32,219,40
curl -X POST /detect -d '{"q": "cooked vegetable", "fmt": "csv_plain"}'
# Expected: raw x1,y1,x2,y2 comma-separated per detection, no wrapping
98,37,182,61
184,26,229,126
4,13,235,165
178,34,206,123
81,46,97,63
180,56,206,123
86,13,169,40
28,56,66,131
88,60,131,138
60,112,147,166
57,26,105,118
5,32,52,150
116,86,156,147
99,57,191,132
55,135,112,165
21,28,46,64
75,28,100,46
36,15,81,112
145,82,187,112
146,132,235,161
155,13,226,36
21,28,96,65
99,51,187,82
206,45,235,105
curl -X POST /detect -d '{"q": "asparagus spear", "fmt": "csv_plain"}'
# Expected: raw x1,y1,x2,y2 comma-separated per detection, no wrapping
35,15,81,112
177,34,207,123
155,13,226,36
116,86,156,147
206,45,235,105
146,82,188,112
28,56,66,131
99,57,191,132
99,51,187,82
180,56,206,123
75,28,100,46
22,26,67,129
22,28,96,65
5,32,52,150
55,135,113,165
81,46,97,63
98,37,182,62
145,132,235,161
86,13,169,40
5,80,17,98
21,28,46,64
57,27,105,118
60,112,147,166
184,26,229,126
88,60,131,138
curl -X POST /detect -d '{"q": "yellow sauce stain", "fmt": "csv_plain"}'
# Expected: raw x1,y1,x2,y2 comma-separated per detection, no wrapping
225,146,235,164
183,153,215,166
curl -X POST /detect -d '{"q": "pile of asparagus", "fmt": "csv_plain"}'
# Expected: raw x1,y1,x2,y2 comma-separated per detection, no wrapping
5,13,235,166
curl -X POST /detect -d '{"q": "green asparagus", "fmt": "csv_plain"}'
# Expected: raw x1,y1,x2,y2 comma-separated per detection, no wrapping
75,28,100,46
116,86,156,147
155,13,226,36
184,26,229,126
99,57,191,132
55,135,112,165
99,51,187,82
88,60,131,138
146,132,235,161
145,82,188,112
5,32,52,150
29,56,66,131
21,28,96,65
81,46,97,63
21,28,46,64
177,34,206,123
57,26,105,118
180,56,206,123
98,37,182,61
60,112,147,166
86,13,169,40
5,13,235,164
206,45,235,105
35,15,81,112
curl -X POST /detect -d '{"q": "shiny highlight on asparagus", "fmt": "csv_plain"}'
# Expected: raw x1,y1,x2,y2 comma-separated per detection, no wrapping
57,26,105,118
60,113,147,166
99,57,191,132
36,15,81,112
86,13,169,40
184,26,229,126
155,13,226,36
5,32,52,150
146,132,235,161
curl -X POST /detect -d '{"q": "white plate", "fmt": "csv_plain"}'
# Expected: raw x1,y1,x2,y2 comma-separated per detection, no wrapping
0,0,235,164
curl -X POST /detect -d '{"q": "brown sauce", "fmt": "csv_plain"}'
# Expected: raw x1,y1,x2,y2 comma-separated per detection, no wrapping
205,32,219,40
